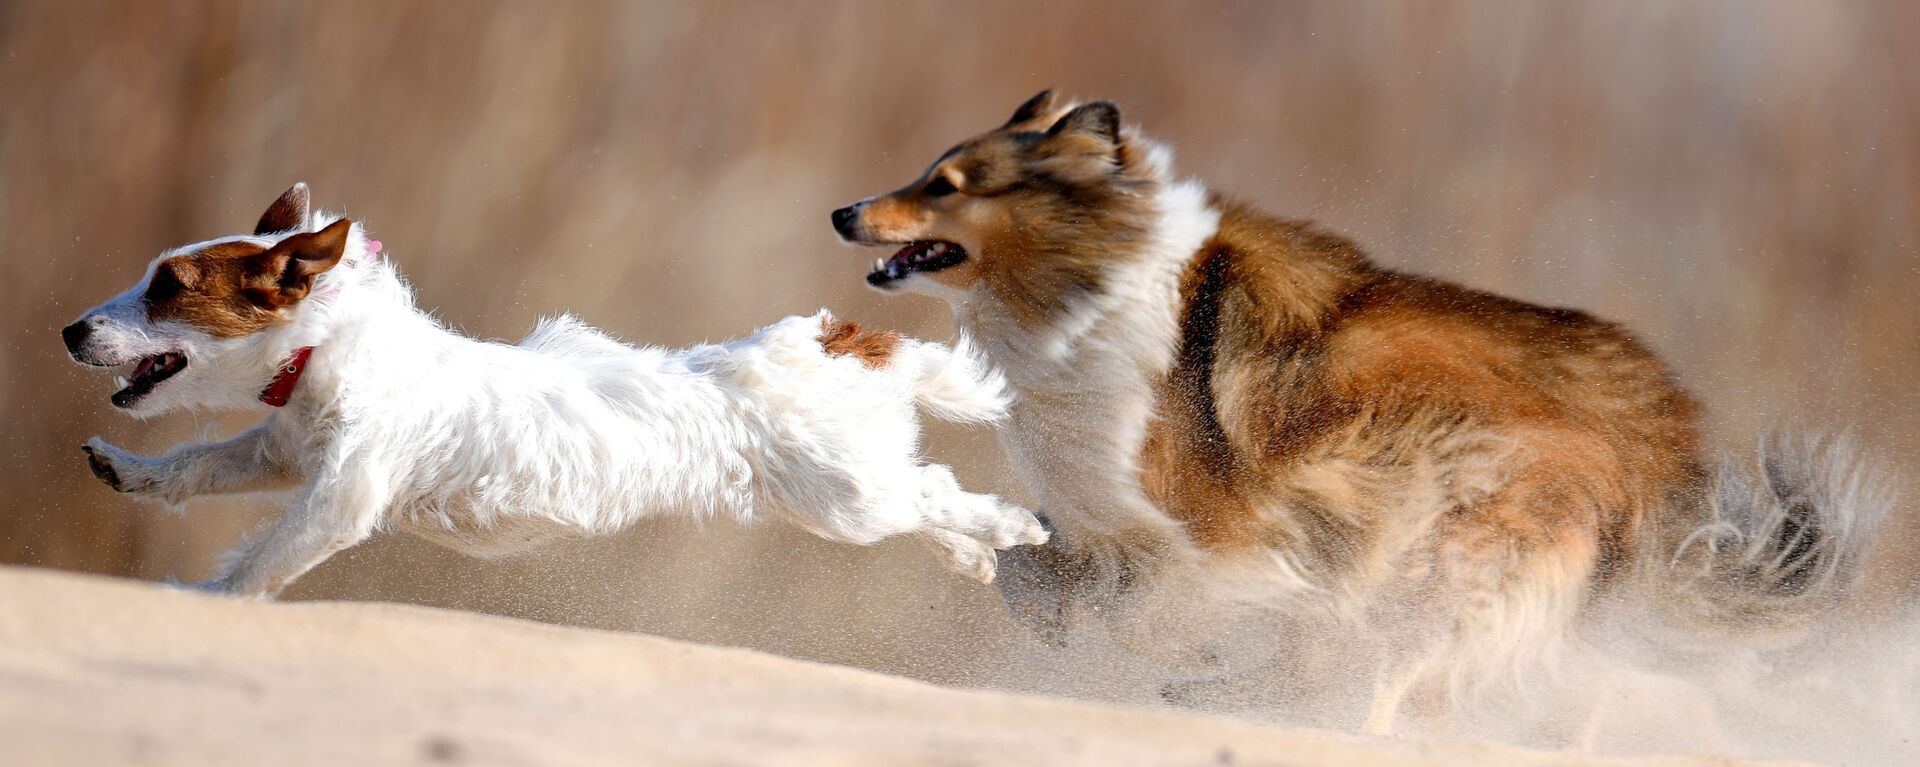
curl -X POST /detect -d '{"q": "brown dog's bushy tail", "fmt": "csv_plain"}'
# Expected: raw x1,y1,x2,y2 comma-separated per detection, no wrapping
1650,433,1894,639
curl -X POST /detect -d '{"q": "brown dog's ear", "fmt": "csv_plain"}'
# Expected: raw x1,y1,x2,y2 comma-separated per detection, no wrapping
245,218,351,309
255,182,312,235
1004,89,1057,128
1047,101,1120,144
1041,101,1122,159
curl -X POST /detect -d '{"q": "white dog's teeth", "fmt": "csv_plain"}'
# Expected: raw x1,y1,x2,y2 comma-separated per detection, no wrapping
114,376,128,388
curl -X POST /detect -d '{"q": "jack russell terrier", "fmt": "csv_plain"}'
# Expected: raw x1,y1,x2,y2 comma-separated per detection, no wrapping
64,183,1044,598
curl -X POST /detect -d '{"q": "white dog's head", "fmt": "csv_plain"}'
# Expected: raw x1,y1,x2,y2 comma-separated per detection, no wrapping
63,183,359,417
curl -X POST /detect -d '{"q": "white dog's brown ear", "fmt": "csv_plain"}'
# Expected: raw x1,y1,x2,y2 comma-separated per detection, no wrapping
245,218,350,309
255,182,312,235
1004,89,1057,128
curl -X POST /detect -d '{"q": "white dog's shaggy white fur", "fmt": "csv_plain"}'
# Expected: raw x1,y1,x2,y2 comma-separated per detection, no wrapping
64,184,1045,598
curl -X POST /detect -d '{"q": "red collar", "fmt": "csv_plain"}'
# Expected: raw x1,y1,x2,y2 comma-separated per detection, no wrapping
259,347,316,407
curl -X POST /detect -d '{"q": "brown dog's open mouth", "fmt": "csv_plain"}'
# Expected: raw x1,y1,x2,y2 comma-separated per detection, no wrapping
867,241,967,288
111,351,187,408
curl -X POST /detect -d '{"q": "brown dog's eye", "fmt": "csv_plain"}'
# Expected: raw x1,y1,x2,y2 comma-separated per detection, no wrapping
923,176,957,198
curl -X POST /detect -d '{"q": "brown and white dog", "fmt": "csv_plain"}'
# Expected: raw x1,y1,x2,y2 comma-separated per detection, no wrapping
832,91,1891,729
64,184,1045,598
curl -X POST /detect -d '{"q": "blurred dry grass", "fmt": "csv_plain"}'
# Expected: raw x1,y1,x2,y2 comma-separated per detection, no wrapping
2,0,1917,680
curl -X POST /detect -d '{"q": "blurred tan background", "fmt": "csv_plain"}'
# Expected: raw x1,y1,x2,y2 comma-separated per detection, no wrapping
3,0,1917,685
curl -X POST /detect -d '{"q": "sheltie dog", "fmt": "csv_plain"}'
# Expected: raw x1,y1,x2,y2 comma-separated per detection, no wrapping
833,91,1891,730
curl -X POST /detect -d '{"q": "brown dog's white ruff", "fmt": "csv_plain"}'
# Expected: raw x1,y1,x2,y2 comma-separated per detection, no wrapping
835,90,1892,731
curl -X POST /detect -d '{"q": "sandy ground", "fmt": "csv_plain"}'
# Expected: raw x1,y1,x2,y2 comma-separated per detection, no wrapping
0,567,1798,767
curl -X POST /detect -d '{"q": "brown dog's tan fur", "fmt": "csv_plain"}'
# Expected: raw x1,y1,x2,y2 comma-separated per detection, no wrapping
1147,198,1707,567
1126,198,1722,675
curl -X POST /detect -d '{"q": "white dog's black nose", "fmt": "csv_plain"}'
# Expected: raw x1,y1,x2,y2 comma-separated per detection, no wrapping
62,318,99,358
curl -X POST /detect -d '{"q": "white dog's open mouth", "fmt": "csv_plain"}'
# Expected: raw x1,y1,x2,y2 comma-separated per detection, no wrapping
111,351,187,408
866,241,967,288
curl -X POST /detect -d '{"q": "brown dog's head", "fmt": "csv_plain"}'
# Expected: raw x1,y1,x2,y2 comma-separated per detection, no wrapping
831,91,1170,325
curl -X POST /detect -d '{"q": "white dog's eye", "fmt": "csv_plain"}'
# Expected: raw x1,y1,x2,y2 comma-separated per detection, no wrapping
146,266,188,302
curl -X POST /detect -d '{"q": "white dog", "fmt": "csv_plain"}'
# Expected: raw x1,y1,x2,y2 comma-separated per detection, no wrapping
64,183,1045,598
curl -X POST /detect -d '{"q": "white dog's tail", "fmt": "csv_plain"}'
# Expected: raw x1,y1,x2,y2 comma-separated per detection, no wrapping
897,334,1011,424
812,311,1009,424
1634,433,1894,641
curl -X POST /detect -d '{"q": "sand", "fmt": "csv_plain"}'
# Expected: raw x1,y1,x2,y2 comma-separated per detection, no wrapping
0,566,1793,767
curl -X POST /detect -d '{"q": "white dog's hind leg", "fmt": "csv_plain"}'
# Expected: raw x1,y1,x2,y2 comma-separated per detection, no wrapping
204,470,386,599
920,528,999,584
82,426,298,506
913,464,1048,582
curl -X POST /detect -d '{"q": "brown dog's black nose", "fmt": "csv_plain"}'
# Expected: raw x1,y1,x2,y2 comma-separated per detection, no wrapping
62,319,95,357
831,205,860,239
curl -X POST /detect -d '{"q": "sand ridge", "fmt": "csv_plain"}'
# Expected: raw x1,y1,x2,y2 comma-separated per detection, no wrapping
0,567,1796,766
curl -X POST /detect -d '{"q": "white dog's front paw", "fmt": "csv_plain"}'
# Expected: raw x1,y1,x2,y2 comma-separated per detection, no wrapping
81,436,156,495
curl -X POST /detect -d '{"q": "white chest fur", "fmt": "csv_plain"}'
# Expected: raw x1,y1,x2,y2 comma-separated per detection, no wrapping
961,180,1219,557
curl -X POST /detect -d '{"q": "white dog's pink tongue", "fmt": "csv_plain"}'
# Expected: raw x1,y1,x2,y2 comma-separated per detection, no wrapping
132,356,159,379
